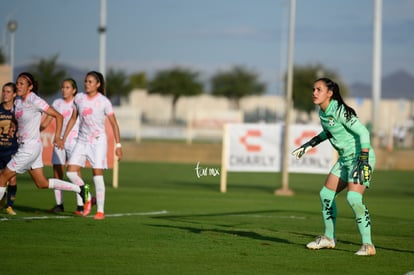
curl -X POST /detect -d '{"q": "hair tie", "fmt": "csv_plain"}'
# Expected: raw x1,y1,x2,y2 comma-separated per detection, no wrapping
20,74,33,86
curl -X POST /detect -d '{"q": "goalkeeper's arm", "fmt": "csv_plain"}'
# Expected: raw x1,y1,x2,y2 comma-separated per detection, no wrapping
292,131,331,160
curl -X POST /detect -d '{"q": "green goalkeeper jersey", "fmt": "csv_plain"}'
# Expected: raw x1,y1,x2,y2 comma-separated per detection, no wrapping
318,99,372,161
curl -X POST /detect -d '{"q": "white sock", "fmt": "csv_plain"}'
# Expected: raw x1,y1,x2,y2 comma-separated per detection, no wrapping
66,171,85,186
54,189,63,205
76,193,83,207
66,172,85,206
48,178,80,193
93,175,105,213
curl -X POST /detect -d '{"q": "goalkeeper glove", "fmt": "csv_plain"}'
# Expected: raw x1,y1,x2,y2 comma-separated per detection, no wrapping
292,135,322,160
352,151,372,183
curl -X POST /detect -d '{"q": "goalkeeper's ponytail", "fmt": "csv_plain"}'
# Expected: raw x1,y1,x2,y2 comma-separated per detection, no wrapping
316,77,356,121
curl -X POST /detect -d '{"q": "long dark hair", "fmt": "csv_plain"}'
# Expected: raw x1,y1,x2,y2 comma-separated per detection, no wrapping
316,77,356,121
86,71,105,95
17,72,39,94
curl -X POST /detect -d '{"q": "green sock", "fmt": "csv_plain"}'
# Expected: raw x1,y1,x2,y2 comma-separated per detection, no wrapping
319,186,337,240
347,191,372,244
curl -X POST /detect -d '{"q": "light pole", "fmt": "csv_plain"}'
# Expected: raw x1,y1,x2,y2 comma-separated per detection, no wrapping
275,0,295,196
371,0,382,147
7,20,17,81
98,0,107,79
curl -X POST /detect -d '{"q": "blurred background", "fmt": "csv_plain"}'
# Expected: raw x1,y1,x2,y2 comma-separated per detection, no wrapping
1,0,413,158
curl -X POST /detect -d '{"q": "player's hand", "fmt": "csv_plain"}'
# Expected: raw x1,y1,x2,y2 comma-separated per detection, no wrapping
54,137,65,149
292,142,313,160
115,147,123,161
352,151,372,183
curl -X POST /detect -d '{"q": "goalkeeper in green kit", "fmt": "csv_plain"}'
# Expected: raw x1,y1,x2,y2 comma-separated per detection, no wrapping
292,77,376,256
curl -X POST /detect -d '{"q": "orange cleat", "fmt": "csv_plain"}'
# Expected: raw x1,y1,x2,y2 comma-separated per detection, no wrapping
94,212,105,220
82,200,92,216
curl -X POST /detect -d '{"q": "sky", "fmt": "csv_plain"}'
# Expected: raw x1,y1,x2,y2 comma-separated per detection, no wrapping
1,0,414,94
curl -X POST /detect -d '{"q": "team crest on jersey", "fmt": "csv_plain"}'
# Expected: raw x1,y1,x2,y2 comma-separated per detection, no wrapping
328,117,335,126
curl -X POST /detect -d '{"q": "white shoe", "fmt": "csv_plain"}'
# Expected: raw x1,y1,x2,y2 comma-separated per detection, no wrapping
307,236,336,249
355,243,376,256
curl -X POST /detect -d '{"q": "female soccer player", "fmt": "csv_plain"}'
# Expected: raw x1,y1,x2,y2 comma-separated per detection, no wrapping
41,78,84,214
292,77,376,256
62,71,122,220
0,72,88,210
0,82,18,215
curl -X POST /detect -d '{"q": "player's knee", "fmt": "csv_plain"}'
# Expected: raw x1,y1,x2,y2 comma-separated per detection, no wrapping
35,180,48,189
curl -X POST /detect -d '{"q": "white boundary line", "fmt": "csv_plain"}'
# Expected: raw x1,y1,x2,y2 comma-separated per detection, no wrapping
0,210,168,222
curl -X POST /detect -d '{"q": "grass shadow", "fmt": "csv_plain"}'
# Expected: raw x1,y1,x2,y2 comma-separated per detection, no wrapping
0,204,75,217
153,209,318,221
147,223,295,246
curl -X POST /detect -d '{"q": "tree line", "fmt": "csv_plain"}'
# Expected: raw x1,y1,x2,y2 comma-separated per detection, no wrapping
0,53,347,123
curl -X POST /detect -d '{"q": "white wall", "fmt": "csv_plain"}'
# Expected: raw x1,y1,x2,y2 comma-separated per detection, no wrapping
122,89,414,143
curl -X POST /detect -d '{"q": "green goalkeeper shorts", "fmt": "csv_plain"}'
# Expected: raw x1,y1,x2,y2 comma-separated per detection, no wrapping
330,153,376,188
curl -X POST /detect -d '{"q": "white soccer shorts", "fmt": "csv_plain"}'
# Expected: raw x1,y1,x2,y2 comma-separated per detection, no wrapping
7,142,43,174
68,141,108,169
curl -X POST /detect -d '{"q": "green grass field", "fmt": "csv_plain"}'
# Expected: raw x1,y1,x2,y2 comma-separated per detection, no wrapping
1,161,413,275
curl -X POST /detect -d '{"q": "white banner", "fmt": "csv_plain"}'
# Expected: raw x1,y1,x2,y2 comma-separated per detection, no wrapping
223,123,335,174
288,124,335,174
225,123,282,172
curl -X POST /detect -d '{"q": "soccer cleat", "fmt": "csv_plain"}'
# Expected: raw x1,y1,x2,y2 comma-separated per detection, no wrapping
6,206,16,216
82,200,92,216
306,236,336,250
94,212,105,220
84,184,90,201
73,205,84,216
82,184,92,216
355,244,376,256
49,204,64,213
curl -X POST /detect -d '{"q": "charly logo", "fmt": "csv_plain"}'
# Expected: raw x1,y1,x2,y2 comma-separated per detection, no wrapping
195,162,220,178
239,129,262,152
